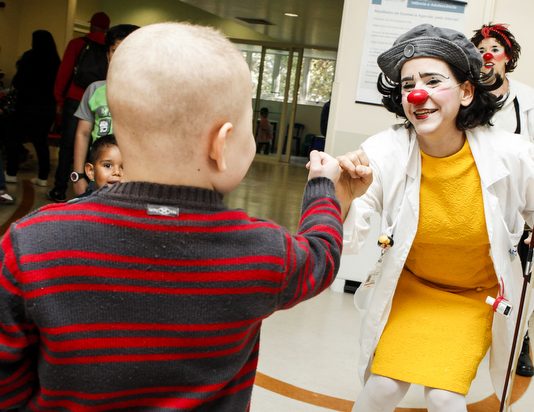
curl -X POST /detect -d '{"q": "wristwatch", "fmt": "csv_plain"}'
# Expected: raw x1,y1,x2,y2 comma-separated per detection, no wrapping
70,171,86,183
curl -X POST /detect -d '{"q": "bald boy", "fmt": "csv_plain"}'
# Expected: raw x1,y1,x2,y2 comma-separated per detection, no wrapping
0,23,371,410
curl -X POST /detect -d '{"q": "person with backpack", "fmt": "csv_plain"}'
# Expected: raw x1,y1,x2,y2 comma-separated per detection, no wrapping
71,24,139,196
48,11,110,203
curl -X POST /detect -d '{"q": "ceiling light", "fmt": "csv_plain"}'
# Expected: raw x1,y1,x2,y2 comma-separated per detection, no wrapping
284,13,299,17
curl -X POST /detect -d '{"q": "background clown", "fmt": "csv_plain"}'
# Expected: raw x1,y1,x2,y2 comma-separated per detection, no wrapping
472,23,534,378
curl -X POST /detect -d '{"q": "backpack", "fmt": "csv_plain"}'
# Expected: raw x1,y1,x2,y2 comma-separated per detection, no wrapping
72,38,108,89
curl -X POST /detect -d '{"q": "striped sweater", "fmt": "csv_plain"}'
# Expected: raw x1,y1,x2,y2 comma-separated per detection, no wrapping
0,178,342,411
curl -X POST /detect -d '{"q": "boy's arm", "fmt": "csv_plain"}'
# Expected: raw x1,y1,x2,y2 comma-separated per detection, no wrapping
72,85,97,195
0,230,38,408
72,120,92,195
276,151,371,308
276,177,342,308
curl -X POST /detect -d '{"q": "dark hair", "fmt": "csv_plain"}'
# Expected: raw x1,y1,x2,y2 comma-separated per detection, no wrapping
88,134,119,164
471,24,521,73
105,24,140,50
259,107,269,116
13,30,60,97
32,30,60,61
377,62,503,130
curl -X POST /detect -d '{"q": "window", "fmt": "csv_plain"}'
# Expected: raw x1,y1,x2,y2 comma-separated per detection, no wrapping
239,44,336,105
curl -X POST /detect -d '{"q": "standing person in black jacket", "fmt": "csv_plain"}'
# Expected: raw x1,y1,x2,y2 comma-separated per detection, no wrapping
5,30,60,187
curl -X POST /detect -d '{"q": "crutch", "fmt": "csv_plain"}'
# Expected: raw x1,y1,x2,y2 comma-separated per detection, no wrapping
499,233,534,412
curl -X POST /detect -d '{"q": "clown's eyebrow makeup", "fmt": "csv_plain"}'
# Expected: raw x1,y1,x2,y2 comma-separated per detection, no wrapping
401,72,450,83
419,72,450,79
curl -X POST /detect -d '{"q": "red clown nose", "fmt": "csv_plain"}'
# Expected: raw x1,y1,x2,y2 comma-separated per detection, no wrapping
407,89,429,105
483,52,493,61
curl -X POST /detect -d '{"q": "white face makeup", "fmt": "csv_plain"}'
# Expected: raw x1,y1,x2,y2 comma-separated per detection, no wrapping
400,57,472,143
477,37,509,77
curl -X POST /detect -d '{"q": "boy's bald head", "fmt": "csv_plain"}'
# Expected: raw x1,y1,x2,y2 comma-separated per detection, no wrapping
107,22,251,157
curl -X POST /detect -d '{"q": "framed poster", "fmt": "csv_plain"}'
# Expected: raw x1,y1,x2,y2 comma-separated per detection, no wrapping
356,0,468,105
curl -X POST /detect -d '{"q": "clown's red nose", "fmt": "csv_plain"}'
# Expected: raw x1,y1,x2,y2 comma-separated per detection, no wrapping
407,89,429,105
483,52,493,61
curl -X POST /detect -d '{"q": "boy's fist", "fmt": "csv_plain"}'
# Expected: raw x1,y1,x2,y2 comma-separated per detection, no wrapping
307,150,341,183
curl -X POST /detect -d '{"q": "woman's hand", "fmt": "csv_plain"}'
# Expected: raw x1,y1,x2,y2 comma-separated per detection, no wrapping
336,150,373,219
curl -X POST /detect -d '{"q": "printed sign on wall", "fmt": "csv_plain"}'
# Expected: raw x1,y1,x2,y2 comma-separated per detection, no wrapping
356,0,468,105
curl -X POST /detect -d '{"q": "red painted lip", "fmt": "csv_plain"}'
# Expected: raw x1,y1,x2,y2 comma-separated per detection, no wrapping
415,113,430,120
413,109,437,120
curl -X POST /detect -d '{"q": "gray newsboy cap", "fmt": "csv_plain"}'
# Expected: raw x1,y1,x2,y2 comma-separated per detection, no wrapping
377,24,482,82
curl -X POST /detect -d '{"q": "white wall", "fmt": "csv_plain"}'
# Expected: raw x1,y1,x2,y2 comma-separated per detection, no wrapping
327,0,534,156
0,0,22,84
0,0,68,85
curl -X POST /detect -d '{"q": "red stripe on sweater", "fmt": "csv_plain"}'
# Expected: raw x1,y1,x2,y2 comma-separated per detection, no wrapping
37,357,258,401
0,234,23,297
38,355,258,400
16,214,278,233
0,333,38,349
0,358,32,385
41,329,252,352
21,250,283,267
0,366,33,396
26,283,281,300
40,333,254,364
0,323,36,337
41,319,259,335
300,199,340,220
64,202,252,222
33,376,255,411
0,351,21,361
0,386,33,410
22,266,282,285
298,237,315,295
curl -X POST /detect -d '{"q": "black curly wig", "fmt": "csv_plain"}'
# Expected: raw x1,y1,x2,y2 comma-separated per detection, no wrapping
471,24,521,73
377,63,503,130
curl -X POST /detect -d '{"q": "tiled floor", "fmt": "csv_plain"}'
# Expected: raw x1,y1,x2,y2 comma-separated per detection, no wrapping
1,147,533,411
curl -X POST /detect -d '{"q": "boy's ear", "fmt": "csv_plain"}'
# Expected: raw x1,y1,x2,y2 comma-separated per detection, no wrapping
85,163,95,181
209,122,233,172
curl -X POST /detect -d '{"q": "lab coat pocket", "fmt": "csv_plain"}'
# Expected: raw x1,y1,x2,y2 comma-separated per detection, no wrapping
499,213,524,261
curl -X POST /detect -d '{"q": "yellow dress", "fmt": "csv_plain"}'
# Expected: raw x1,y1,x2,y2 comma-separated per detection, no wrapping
371,139,499,395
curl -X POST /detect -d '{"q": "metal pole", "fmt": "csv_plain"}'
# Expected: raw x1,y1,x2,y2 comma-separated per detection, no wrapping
276,49,294,161
283,48,304,163
253,47,267,138
500,236,534,411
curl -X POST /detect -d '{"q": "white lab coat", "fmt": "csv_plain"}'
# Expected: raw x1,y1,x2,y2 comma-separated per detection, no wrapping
343,124,534,398
492,77,534,141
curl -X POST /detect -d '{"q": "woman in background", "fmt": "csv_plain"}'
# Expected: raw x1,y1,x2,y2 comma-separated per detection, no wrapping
5,29,60,187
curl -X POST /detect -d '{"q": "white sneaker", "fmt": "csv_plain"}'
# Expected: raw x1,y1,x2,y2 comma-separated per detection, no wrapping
0,191,14,205
30,177,49,187
5,174,17,184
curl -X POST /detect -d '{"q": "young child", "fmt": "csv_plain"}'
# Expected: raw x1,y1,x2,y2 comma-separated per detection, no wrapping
256,106,273,154
70,24,139,197
0,22,372,410
79,134,123,196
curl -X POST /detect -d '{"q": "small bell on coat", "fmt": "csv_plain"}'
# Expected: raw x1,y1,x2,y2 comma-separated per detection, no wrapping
377,234,394,249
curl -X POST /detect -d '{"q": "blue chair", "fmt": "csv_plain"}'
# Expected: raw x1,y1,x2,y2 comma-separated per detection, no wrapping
310,135,325,153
